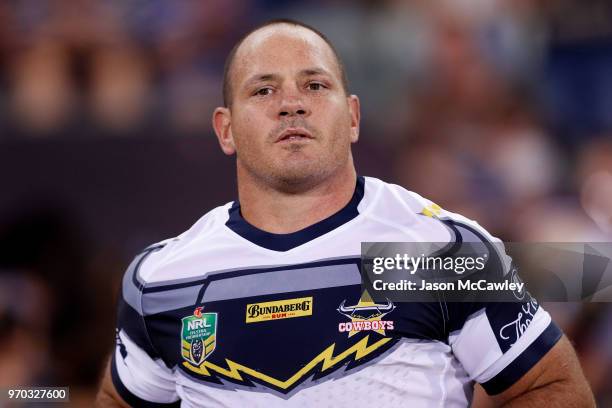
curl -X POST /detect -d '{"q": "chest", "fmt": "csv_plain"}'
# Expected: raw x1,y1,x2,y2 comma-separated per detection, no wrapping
142,258,447,395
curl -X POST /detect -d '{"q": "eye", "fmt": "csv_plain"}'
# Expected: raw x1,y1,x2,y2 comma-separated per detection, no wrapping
307,82,326,91
254,87,273,97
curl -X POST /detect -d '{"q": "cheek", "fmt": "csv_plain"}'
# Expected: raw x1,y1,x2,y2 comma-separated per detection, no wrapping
232,109,270,150
322,106,352,142
247,103,277,129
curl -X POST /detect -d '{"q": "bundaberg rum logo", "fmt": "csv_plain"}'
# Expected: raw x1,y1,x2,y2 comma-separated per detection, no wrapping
181,306,217,366
245,297,313,323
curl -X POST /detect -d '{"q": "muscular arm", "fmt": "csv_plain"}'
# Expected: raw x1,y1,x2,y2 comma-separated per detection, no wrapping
95,357,130,408
491,335,595,407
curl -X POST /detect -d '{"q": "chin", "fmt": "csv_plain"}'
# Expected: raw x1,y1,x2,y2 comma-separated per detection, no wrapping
280,164,343,192
278,169,315,184
271,165,325,190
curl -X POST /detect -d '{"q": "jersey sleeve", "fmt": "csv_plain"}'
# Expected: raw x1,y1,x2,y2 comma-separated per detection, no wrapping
442,217,563,395
449,296,562,395
112,245,181,407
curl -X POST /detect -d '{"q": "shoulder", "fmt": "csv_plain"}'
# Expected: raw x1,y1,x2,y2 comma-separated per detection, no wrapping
362,176,468,225
361,176,436,214
121,202,233,293
361,176,502,245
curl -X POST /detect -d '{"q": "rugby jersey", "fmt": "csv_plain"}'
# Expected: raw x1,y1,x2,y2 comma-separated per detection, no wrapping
112,176,562,407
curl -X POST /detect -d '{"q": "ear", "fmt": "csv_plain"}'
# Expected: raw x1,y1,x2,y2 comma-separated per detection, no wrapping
347,95,360,143
212,107,235,155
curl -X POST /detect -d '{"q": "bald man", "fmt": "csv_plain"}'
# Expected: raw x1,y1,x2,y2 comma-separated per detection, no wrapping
96,20,594,407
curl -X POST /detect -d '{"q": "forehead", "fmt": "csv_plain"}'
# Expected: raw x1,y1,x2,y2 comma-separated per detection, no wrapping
231,25,340,85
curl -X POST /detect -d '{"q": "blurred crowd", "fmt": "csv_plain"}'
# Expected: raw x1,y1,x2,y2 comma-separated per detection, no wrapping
1,0,612,406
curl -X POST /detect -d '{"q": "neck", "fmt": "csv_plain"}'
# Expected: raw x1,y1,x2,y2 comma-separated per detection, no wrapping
237,163,357,234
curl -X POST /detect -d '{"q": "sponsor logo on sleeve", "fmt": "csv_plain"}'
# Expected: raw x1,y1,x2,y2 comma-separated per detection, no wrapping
420,203,443,218
498,298,538,348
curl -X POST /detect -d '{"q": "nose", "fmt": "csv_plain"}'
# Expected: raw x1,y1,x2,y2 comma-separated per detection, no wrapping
278,92,310,118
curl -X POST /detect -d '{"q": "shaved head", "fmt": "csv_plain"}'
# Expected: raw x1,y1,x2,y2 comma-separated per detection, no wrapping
222,19,349,107
212,16,360,195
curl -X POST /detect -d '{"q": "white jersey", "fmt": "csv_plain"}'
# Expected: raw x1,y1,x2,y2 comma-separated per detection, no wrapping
112,176,561,407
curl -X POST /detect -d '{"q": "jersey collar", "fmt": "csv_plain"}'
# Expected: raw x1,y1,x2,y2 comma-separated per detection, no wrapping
225,176,365,252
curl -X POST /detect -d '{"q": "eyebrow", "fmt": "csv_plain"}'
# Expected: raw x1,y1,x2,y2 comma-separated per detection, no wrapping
243,67,333,88
299,67,332,77
245,73,279,86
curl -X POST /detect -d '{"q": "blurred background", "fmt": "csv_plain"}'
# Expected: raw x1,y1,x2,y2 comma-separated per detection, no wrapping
0,0,611,406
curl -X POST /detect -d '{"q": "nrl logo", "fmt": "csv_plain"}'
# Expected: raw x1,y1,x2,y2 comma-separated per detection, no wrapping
337,298,395,337
181,307,217,366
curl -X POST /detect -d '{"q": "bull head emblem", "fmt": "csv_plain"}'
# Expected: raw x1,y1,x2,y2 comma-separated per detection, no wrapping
337,299,395,320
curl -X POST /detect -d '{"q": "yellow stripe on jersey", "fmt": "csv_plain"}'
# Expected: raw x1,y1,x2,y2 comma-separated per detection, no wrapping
183,335,391,390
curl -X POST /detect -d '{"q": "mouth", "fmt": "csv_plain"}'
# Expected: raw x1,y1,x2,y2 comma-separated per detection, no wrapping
276,128,314,143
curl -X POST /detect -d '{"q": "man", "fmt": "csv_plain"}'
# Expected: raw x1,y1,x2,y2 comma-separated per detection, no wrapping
96,20,594,407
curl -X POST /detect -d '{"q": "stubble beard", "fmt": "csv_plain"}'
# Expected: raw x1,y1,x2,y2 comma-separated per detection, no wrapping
238,126,351,194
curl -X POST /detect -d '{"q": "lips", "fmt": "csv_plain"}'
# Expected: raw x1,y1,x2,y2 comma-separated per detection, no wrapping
276,128,313,143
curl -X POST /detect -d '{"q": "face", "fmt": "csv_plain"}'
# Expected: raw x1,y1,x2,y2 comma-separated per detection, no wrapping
213,24,360,191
